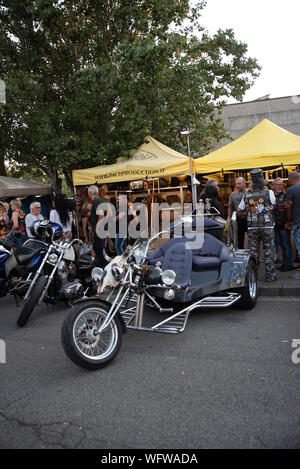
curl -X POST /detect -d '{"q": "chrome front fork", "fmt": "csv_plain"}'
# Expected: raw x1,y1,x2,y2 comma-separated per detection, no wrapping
96,269,131,334
24,246,54,301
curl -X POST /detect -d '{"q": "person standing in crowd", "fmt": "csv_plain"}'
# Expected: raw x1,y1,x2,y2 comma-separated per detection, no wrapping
285,171,300,263
50,194,73,239
88,185,108,268
25,201,44,238
228,177,248,249
199,180,224,218
127,200,138,245
5,199,26,247
115,193,128,255
272,178,293,271
81,201,93,245
0,202,10,243
238,168,277,282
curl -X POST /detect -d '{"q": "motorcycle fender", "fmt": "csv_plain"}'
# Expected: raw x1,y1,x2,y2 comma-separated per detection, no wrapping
5,253,17,278
228,253,256,288
72,296,127,335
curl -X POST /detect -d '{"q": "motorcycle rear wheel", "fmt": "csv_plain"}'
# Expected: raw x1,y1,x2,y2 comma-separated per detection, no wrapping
61,301,122,370
17,275,46,327
234,260,257,310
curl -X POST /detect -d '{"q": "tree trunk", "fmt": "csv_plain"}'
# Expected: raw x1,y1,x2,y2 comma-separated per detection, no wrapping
63,168,74,192
47,168,62,194
0,155,7,176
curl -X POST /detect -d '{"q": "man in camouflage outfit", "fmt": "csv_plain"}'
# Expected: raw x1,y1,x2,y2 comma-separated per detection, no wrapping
238,168,277,282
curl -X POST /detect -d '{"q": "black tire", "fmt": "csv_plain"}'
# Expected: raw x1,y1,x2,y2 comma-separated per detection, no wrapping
61,301,122,370
17,275,47,327
234,260,258,310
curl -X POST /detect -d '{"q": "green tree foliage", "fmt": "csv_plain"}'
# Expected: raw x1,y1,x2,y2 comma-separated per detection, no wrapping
0,0,260,189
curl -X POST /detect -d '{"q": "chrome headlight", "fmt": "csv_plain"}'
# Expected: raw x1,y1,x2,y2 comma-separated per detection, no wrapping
91,267,104,284
48,253,58,265
161,269,176,286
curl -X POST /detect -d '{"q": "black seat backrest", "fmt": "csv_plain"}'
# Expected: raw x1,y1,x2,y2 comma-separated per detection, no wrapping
162,243,192,288
148,232,229,262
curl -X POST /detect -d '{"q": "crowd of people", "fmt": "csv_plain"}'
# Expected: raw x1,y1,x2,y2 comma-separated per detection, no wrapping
3,170,300,283
0,194,74,247
76,185,138,268
226,168,300,282
74,171,300,279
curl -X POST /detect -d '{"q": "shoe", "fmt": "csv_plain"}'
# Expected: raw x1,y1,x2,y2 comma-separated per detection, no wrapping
265,276,277,282
279,266,293,272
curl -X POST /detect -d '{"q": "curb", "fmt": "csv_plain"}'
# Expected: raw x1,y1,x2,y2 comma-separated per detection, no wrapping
258,283,300,297
257,265,300,297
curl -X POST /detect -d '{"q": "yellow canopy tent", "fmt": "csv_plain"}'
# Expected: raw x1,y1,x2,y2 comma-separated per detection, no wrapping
72,136,193,186
194,119,300,174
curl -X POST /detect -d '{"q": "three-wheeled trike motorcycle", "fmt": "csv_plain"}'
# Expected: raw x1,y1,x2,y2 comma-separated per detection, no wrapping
61,214,257,370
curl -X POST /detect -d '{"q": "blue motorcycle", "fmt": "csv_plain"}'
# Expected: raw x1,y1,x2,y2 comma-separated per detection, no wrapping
16,220,95,327
0,221,63,302
0,238,46,300
0,244,12,297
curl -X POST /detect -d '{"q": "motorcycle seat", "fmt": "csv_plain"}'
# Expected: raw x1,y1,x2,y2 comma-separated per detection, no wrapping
148,233,230,272
148,236,190,265
162,242,192,288
192,237,229,271
14,240,46,265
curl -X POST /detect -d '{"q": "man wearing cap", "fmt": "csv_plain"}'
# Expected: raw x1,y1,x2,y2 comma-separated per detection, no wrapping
238,168,277,282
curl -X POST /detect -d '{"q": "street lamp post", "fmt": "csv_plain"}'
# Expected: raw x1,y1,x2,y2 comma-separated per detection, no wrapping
180,128,197,212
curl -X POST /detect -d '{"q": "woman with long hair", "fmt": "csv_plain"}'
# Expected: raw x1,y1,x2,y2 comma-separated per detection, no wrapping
5,199,26,247
50,194,73,239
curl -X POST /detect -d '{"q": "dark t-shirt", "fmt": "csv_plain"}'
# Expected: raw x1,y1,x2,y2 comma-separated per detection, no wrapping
286,184,300,226
116,207,128,236
90,196,108,232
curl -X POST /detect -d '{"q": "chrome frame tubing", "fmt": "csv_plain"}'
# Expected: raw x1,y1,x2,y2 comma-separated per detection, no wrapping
134,291,145,328
38,246,67,304
121,292,241,334
151,293,241,331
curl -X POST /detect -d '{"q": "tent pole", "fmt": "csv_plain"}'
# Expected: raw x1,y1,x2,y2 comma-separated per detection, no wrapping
73,185,80,239
187,134,197,211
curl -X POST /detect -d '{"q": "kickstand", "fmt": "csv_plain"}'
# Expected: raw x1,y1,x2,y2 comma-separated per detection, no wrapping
14,294,20,307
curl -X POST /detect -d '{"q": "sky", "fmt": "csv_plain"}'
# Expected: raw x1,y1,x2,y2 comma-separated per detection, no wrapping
199,0,300,103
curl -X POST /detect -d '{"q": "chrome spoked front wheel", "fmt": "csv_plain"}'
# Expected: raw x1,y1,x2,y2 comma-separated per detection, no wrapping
73,307,118,361
61,301,123,370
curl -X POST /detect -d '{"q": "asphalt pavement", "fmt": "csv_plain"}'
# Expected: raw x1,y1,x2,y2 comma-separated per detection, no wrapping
0,293,300,449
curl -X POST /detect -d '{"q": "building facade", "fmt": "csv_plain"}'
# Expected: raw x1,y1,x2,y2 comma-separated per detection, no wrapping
220,95,300,143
